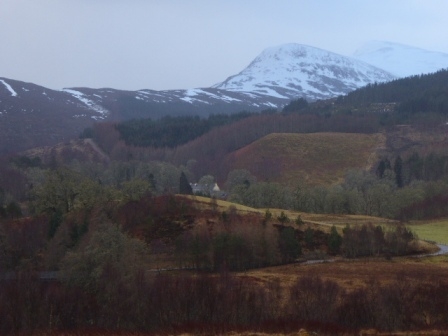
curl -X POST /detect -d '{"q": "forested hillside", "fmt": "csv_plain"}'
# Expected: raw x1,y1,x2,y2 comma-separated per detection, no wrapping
334,69,448,126
88,113,380,179
112,111,258,148
341,68,448,105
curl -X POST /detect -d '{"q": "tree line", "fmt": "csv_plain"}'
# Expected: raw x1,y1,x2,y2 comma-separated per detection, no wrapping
3,148,448,235
341,69,448,106
0,178,420,275
2,269,448,334
334,69,448,126
224,152,448,220
0,156,434,335
112,112,256,148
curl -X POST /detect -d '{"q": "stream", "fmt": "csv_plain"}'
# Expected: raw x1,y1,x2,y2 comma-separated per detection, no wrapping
301,243,448,265
425,243,448,256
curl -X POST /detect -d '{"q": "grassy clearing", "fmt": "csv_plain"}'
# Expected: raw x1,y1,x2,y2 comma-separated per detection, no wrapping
227,132,385,186
407,219,448,244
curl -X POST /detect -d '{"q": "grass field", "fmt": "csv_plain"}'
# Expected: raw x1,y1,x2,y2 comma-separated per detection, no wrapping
227,132,385,186
407,219,448,244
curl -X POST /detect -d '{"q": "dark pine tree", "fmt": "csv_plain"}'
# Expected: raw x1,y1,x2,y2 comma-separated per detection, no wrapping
179,172,193,195
327,225,342,255
394,156,404,188
376,160,387,178
282,97,309,113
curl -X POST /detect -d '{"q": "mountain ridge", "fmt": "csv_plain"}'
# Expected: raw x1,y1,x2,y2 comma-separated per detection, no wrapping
213,43,395,101
353,40,448,77
1,41,448,154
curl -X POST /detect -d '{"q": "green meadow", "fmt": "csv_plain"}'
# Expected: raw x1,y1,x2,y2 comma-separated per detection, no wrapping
408,219,448,244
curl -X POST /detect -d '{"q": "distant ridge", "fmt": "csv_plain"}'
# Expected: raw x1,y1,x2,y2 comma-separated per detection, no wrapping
353,41,448,77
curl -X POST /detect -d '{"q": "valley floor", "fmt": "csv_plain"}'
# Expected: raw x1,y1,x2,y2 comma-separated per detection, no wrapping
240,253,448,291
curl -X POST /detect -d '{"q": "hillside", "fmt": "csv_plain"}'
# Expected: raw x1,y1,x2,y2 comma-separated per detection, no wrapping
0,78,99,154
226,132,385,185
22,138,110,166
339,68,448,106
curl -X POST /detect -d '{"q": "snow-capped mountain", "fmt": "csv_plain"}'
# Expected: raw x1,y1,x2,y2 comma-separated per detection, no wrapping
0,44,399,154
353,41,448,77
214,43,396,101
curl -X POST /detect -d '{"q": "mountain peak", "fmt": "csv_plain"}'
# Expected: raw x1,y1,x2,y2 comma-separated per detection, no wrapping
213,43,395,101
353,41,448,77
253,43,328,58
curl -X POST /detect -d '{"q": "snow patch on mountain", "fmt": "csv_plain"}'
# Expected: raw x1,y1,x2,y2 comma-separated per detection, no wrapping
63,89,109,119
214,43,395,101
0,79,18,97
353,41,448,77
175,88,243,104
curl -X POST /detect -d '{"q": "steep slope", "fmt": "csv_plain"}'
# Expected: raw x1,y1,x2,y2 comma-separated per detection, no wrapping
353,41,448,77
225,132,385,186
214,43,396,101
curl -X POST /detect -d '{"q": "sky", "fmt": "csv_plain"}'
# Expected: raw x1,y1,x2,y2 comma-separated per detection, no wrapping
1,0,448,91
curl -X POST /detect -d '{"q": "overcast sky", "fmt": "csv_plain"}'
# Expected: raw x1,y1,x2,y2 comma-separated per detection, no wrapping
1,0,448,91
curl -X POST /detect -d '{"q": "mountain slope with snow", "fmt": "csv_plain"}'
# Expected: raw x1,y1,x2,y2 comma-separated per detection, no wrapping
214,43,396,101
353,41,448,77
0,77,104,154
0,77,288,154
